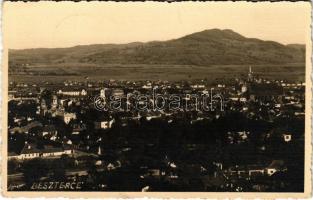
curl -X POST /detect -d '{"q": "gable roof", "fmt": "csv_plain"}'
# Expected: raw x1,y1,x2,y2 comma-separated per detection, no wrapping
17,143,68,155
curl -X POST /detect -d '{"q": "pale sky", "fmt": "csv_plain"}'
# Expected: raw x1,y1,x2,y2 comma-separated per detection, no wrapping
3,2,311,49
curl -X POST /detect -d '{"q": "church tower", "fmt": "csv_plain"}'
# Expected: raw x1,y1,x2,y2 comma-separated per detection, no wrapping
100,88,106,98
97,145,102,155
248,66,253,82
52,95,58,109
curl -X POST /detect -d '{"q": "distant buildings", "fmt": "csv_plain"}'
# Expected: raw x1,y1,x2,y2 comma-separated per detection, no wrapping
248,83,284,102
7,68,304,192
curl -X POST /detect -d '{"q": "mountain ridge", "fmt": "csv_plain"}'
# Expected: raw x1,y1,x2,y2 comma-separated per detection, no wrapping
9,29,305,66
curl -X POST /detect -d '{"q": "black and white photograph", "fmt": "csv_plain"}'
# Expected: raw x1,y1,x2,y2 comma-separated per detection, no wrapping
2,1,311,198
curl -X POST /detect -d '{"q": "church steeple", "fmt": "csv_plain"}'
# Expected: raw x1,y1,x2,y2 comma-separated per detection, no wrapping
97,145,102,155
248,66,253,82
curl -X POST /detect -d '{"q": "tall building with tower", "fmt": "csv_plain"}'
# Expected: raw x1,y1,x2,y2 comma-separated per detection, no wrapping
100,88,106,98
52,95,58,109
248,66,253,82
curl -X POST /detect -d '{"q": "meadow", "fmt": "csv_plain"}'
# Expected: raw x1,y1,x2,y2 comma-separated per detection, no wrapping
9,63,305,84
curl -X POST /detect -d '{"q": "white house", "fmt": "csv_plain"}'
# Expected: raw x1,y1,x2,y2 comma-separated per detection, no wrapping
282,133,292,142
241,85,247,93
94,118,115,129
57,89,87,96
64,112,77,124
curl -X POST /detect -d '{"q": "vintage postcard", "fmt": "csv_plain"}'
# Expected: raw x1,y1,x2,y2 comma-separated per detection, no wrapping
1,1,312,198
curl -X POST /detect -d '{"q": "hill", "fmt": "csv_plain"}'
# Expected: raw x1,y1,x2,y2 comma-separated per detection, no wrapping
9,29,305,66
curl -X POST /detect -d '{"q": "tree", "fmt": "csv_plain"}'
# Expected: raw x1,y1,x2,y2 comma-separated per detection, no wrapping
22,158,49,188
41,89,53,109
8,159,19,174
51,158,66,181
9,133,25,154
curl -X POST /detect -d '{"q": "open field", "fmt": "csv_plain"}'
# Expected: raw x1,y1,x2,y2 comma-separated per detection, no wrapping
9,63,305,84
